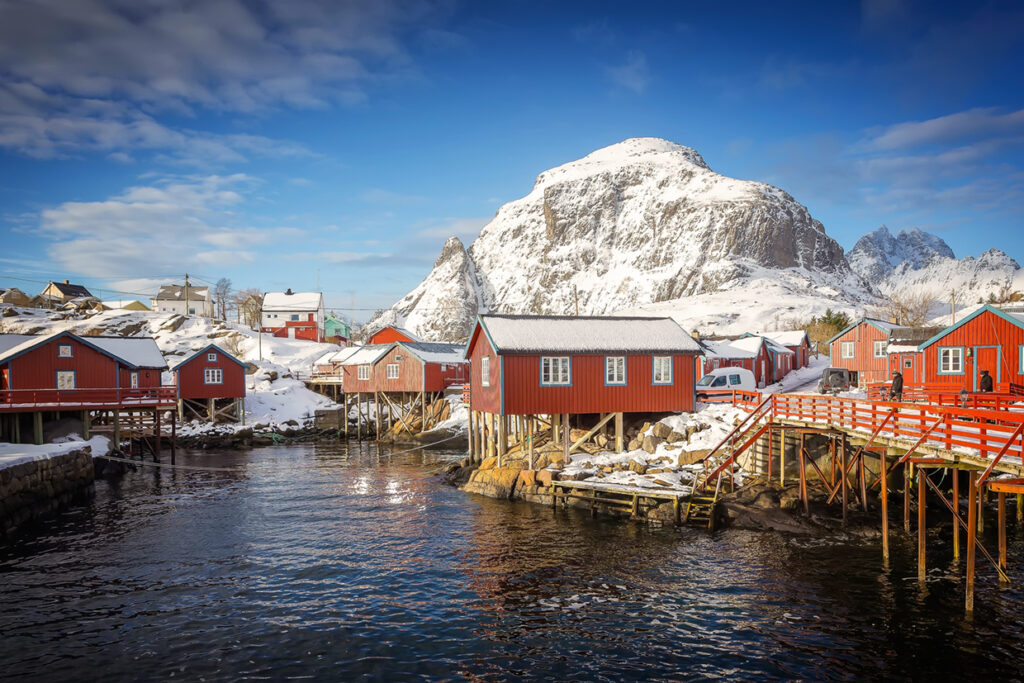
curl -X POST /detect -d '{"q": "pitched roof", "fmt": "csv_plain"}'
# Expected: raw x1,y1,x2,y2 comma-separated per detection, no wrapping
475,315,700,354
918,304,1024,350
887,326,943,347
48,281,92,298
262,291,323,312
0,332,165,369
170,344,246,371
826,317,896,345
154,284,211,301
338,344,393,366
756,330,809,347
368,325,422,342
0,334,36,355
702,338,761,359
397,341,467,364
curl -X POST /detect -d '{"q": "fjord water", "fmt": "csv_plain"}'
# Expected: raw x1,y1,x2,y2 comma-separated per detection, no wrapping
1,443,1022,681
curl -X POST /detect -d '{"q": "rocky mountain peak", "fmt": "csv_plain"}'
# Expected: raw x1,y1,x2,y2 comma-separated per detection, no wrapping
435,235,467,267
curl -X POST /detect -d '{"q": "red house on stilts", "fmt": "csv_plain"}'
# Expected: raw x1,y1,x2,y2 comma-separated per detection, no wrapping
172,344,247,423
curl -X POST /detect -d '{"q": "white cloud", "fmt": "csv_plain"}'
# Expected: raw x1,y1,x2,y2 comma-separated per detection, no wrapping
415,217,489,244
606,51,651,94
862,108,1024,151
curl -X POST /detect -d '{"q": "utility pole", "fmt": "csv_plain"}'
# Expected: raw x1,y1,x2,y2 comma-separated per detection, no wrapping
184,273,190,317
258,302,263,361
573,285,579,316
951,288,957,325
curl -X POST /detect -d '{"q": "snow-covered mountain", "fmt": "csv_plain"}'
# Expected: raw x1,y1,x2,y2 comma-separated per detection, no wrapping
366,137,871,340
847,226,1023,298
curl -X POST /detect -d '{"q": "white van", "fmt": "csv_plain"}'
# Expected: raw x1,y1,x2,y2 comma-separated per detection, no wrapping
695,367,757,400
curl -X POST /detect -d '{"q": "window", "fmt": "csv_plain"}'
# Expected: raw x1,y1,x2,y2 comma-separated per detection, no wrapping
290,314,299,321
58,344,72,358
56,370,75,390
605,356,626,385
653,356,673,384
713,376,727,387
441,364,448,372
904,358,913,369
873,340,887,358
130,372,139,389
841,342,855,359
207,352,217,362
729,374,742,385
938,347,963,374
481,356,491,387
386,363,399,379
204,368,223,384
188,308,196,315
1020,345,1024,373
541,356,571,385
358,365,370,381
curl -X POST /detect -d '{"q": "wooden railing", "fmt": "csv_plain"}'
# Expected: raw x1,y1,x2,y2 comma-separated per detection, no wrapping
698,390,762,408
865,382,1024,411
0,386,177,411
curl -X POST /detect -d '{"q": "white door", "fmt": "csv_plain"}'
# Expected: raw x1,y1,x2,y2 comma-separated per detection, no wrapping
130,372,139,388
56,370,75,390
288,327,296,339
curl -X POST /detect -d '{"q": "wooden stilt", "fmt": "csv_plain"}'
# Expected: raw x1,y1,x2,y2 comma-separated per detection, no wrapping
420,391,426,430
562,413,570,465
780,429,786,487
170,409,176,463
528,418,535,469
113,410,121,451
952,468,960,561
154,408,161,460
978,487,985,533
998,491,1008,580
859,450,867,512
881,454,889,564
33,411,43,445
918,467,927,581
904,462,912,533
467,410,475,461
966,471,977,614
82,409,91,439
841,438,848,527
798,433,808,517
614,412,623,453
1018,493,1023,523
357,393,362,440
497,414,506,466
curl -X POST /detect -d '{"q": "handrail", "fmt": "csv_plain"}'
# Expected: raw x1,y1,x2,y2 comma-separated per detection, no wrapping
0,386,177,409
976,422,1024,490
700,396,772,464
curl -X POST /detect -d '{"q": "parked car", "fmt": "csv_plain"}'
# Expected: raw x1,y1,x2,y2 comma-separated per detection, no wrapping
696,367,756,400
817,367,858,394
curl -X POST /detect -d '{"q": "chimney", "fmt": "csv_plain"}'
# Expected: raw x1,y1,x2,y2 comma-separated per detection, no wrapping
64,279,70,284
285,288,294,295
691,330,701,340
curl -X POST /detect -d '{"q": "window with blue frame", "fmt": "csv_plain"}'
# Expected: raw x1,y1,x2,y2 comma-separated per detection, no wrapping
938,347,963,374
58,344,73,358
207,352,217,361
204,368,223,384
481,356,491,387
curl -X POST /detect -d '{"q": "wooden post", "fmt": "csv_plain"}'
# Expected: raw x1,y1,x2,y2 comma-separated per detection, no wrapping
1018,493,1023,523
552,413,559,444
154,408,161,460
527,418,535,469
357,393,362,440
467,410,475,461
798,433,808,517
880,454,889,564
421,391,426,431
841,438,848,527
12,414,20,444
113,410,121,451
344,396,349,437
952,469,960,561
177,398,183,422
207,397,215,421
918,467,926,581
859,450,867,512
562,413,570,465
780,429,786,486
998,491,1008,580
497,414,506,466
966,471,977,614
82,409,91,439
33,411,43,445
904,462,912,533
978,487,985,533
170,409,176,464
614,412,624,453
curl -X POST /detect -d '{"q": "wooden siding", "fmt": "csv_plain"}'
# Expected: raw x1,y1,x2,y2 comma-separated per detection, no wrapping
467,327,501,414
921,310,1024,391
4,337,120,390
368,346,469,394
367,327,416,345
175,349,246,400
501,353,695,415
118,367,162,389
889,352,924,384
829,322,891,384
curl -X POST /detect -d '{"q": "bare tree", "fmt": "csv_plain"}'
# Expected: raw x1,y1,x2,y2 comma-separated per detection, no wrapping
233,288,263,329
873,289,937,327
214,278,232,320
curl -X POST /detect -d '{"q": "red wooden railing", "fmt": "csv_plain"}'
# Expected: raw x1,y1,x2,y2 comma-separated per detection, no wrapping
0,386,177,411
865,382,1024,411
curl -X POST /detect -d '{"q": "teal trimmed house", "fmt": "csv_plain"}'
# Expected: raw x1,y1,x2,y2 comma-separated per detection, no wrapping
325,314,351,343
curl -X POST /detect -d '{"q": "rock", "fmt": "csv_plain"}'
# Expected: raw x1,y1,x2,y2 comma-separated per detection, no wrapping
536,469,559,486
678,448,712,467
628,459,648,474
667,430,684,444
627,437,641,451
642,435,664,454
663,445,678,451
652,423,672,439
652,479,673,487
479,456,498,470
639,422,651,435
561,471,591,481
779,487,801,510
601,466,614,473
462,466,524,500
516,470,538,488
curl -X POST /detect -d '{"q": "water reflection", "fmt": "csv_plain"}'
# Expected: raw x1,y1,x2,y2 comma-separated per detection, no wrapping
0,440,1021,681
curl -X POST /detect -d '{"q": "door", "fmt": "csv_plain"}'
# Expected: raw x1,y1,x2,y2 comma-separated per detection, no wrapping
288,327,296,339
56,370,75,390
974,346,1000,391
902,355,917,384
130,372,139,389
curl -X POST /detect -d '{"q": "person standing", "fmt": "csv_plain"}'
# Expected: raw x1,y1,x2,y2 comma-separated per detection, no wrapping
979,369,994,392
889,370,903,401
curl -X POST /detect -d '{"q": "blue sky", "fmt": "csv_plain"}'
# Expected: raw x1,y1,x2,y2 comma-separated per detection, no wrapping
1,0,1022,318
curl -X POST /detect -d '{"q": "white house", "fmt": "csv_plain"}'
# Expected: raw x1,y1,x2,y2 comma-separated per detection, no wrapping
261,289,325,342
151,284,215,317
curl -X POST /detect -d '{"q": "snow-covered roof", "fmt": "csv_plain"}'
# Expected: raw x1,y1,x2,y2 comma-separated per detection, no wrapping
702,339,759,359
757,330,808,347
398,342,468,364
154,285,211,301
477,315,700,354
0,334,37,356
761,338,795,355
170,344,245,371
339,344,393,366
318,346,361,365
262,290,323,312
88,337,167,369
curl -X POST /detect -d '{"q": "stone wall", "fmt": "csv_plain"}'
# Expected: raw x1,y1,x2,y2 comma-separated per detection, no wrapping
0,448,95,537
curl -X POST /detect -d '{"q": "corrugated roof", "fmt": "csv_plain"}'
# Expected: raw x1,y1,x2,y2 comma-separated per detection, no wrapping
338,344,393,366
154,285,211,301
0,334,37,356
478,315,700,354
887,326,943,346
398,342,467,364
262,291,323,311
87,337,167,369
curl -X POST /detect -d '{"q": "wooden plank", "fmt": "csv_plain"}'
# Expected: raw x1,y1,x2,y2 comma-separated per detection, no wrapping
569,412,616,454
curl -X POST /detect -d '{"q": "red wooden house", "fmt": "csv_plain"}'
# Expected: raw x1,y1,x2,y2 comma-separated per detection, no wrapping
366,326,422,345
885,326,942,386
827,318,896,386
339,345,394,394
374,342,468,393
917,305,1024,392
260,290,325,342
702,337,773,387
761,331,812,369
172,344,247,422
466,315,701,416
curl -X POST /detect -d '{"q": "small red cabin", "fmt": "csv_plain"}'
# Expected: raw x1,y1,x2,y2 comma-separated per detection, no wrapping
172,344,247,401
761,331,811,369
917,305,1024,392
702,337,772,387
340,345,394,394
466,315,701,416
366,326,421,345
828,318,895,386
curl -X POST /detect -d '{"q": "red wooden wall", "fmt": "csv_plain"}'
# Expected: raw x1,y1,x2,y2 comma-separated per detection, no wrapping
175,349,246,400
367,327,417,345
829,322,890,384
467,328,501,414
4,336,120,390
920,309,1024,391
889,352,924,385
366,346,469,393
118,367,162,388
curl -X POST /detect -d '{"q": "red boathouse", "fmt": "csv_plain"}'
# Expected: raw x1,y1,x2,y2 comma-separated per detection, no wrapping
172,344,248,422
827,318,896,386
917,304,1024,393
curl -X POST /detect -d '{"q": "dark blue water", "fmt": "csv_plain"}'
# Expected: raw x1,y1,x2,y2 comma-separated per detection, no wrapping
1,442,1022,681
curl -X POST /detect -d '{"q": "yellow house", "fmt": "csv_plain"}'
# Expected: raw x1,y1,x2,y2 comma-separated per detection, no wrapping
39,280,93,306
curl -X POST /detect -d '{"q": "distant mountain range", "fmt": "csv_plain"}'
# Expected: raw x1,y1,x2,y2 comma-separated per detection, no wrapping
366,138,1021,340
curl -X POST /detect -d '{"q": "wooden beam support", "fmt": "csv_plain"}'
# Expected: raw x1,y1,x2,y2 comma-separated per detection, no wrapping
569,412,616,454
615,412,624,453
966,470,977,615
998,491,1008,580
918,467,927,581
953,468,960,561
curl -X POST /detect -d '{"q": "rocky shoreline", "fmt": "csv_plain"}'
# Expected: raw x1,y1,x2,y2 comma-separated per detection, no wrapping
0,447,95,538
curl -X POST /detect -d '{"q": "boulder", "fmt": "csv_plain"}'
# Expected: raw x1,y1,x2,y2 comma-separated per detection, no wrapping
462,466,523,500
516,469,538,488
678,448,712,467
642,435,664,454
652,422,672,439
536,469,559,486
479,456,498,470
628,459,648,474
628,437,641,451
667,430,684,444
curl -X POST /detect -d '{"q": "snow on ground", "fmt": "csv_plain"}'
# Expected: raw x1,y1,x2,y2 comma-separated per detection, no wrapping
0,435,111,471
557,404,749,494
428,394,469,435
1,307,341,430
762,355,830,394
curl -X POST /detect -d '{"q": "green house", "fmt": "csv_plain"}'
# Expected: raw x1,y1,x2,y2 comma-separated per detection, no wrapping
324,313,351,342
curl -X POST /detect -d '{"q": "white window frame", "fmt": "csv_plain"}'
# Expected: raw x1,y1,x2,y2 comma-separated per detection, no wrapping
56,370,75,390
481,356,491,387
605,356,626,385
653,356,673,385
204,368,223,384
938,347,963,374
207,352,217,362
873,340,887,358
386,363,399,379
841,341,855,359
58,344,73,358
358,365,370,381
540,356,571,386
